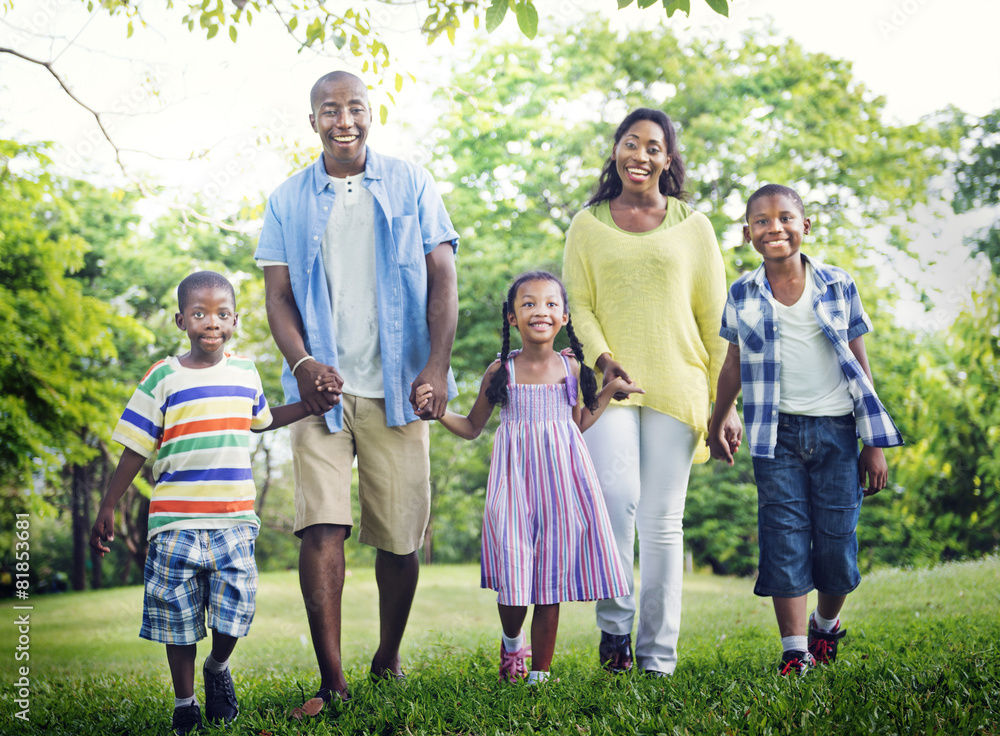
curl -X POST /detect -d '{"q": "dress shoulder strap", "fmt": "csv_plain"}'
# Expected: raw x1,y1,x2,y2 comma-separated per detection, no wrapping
560,353,579,407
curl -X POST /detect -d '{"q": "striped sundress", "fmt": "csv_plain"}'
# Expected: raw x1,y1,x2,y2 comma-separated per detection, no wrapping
481,351,630,606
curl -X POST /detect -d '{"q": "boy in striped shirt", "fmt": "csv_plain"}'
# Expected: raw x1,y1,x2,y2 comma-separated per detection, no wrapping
90,271,332,734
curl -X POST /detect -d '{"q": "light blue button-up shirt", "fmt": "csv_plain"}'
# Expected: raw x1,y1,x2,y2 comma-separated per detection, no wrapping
254,149,459,431
720,254,903,458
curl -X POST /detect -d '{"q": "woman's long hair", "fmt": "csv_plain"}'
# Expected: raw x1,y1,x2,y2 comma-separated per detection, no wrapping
586,108,687,208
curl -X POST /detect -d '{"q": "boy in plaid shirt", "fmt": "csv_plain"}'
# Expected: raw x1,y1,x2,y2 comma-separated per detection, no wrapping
707,184,902,675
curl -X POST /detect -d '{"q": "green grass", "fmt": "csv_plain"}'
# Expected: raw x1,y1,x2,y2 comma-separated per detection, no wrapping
2,557,998,734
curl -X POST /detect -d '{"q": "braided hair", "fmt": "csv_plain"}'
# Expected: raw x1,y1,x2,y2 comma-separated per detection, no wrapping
485,271,599,411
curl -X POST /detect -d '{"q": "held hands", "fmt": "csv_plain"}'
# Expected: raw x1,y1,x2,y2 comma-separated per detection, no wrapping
596,355,633,401
858,445,888,496
413,383,433,414
604,376,644,400
410,364,449,420
296,360,342,415
707,405,743,465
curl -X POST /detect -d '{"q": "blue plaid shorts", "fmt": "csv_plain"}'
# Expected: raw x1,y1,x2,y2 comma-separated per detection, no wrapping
140,525,259,645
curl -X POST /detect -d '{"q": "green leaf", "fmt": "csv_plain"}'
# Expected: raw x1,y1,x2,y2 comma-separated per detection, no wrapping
206,23,219,39
229,25,238,42
513,1,537,39
618,0,634,8
485,0,508,33
637,0,658,9
126,20,133,38
395,73,403,93
288,16,297,31
380,104,389,125
704,0,729,17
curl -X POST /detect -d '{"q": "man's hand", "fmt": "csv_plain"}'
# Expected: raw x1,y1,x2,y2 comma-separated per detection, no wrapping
859,445,888,496
296,359,342,415
410,364,448,420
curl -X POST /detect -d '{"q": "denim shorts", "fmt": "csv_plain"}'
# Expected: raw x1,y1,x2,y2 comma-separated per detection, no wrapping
751,413,863,598
140,525,258,645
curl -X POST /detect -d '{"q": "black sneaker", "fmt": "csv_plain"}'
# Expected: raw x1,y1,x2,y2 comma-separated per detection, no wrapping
779,649,815,676
599,631,633,674
203,664,239,725
172,703,202,735
808,613,847,664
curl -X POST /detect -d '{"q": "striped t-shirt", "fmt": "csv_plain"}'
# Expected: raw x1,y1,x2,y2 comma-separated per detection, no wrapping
112,353,273,539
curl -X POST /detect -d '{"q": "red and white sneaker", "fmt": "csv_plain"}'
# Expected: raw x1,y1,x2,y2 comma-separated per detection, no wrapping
779,649,816,676
808,613,847,664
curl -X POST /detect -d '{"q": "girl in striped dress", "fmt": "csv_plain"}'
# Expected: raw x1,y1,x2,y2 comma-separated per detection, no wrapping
415,271,640,685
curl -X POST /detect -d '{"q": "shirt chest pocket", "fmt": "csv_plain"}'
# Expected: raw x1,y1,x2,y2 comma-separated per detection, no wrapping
391,215,423,269
737,306,766,353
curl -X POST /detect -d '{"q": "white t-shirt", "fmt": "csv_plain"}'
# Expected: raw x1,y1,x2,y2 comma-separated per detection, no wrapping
257,173,383,398
774,262,854,416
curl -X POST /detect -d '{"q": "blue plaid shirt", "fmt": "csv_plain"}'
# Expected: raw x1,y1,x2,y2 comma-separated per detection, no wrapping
720,254,903,458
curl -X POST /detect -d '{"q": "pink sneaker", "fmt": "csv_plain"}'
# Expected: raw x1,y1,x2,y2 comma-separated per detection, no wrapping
499,639,531,683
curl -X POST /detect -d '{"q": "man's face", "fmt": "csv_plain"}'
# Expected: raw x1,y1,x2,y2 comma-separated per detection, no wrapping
310,77,371,177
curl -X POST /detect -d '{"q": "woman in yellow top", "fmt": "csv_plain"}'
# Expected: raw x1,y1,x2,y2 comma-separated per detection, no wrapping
563,108,742,677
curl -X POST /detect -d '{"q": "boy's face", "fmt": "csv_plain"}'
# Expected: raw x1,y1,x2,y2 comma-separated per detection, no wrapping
310,76,371,177
744,194,811,265
174,286,237,366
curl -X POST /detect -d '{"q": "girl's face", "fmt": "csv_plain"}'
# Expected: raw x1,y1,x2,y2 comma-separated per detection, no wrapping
508,279,568,346
612,119,671,196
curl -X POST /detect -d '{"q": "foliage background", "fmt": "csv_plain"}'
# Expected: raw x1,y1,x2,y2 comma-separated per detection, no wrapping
0,13,998,594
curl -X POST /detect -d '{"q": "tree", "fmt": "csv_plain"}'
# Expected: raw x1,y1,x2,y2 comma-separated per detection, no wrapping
0,0,731,183
424,18,946,572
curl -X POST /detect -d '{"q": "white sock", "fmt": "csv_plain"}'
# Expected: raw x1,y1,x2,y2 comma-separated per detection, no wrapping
204,653,229,674
781,635,808,653
526,670,549,685
812,610,839,632
502,631,525,652
174,695,198,709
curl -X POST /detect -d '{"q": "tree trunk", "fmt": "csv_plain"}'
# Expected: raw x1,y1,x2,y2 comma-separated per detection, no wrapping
70,463,89,591
86,464,103,590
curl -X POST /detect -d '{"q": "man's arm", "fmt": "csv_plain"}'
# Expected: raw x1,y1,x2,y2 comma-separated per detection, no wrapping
410,242,457,420
262,264,341,415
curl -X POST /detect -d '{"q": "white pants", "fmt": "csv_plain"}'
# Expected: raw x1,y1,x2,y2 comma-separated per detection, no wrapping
585,405,698,674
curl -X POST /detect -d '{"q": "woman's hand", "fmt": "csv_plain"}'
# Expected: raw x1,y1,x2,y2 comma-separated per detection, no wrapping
596,353,633,401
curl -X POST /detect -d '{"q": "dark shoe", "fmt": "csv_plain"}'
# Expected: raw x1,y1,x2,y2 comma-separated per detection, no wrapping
287,687,350,721
203,664,239,725
369,669,407,683
779,649,815,676
172,703,202,735
599,631,633,674
316,686,352,703
808,613,847,664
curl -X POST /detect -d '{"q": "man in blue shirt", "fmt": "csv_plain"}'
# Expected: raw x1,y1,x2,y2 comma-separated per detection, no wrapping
255,71,458,708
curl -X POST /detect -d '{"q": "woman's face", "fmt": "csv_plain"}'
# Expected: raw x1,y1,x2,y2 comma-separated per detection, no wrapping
612,119,671,196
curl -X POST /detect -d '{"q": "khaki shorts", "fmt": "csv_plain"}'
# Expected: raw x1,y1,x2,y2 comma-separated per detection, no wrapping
290,394,430,554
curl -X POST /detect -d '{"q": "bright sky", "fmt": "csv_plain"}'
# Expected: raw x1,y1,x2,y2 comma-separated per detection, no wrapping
1,0,997,323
